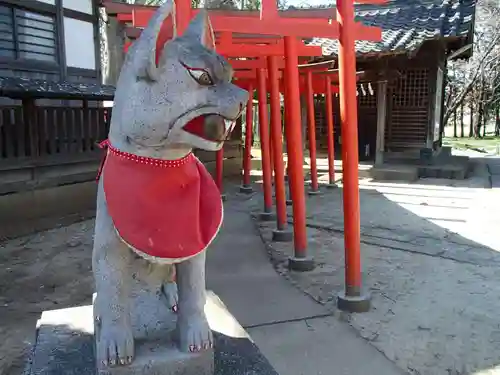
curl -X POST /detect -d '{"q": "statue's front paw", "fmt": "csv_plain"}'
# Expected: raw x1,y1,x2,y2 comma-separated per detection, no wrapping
97,321,134,367
177,314,213,353
161,282,179,313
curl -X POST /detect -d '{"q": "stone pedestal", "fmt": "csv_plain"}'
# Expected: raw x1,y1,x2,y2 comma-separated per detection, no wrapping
97,339,213,375
27,291,279,375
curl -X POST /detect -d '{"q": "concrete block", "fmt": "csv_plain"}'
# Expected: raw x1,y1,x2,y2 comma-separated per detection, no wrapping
28,291,279,375
96,340,214,375
371,165,419,182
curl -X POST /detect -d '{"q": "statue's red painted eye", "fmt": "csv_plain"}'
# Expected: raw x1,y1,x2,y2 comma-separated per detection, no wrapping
189,69,214,86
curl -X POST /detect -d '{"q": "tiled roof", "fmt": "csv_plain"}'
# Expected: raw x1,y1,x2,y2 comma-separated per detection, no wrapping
306,0,476,57
0,77,115,100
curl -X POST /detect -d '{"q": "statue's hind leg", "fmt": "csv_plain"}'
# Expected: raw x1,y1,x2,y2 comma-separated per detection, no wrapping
161,265,179,312
176,251,213,352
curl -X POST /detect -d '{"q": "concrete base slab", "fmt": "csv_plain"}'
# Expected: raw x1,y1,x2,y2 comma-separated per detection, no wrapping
307,189,321,196
248,316,405,375
239,185,253,194
258,211,276,222
271,229,293,242
337,291,371,313
288,256,315,272
28,292,279,375
97,341,214,375
371,165,419,182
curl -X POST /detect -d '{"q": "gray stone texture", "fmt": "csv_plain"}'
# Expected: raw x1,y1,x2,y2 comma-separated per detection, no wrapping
92,0,248,369
96,340,214,375
27,292,278,375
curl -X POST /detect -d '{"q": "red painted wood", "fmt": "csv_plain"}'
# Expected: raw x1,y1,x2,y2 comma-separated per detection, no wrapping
257,68,273,213
230,58,285,70
130,9,382,40
132,9,330,28
283,36,307,257
242,84,254,187
103,1,386,19
176,0,191,34
216,43,323,57
261,0,278,20
325,75,336,184
125,36,322,58
234,70,284,79
305,71,319,192
337,0,362,294
268,56,288,230
117,13,132,22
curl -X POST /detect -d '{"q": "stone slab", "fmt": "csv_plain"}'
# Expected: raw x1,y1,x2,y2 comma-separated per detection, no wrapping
249,316,405,375
370,165,419,182
28,291,279,375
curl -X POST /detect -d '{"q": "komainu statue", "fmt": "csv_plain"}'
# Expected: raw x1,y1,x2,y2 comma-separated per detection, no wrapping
92,0,248,367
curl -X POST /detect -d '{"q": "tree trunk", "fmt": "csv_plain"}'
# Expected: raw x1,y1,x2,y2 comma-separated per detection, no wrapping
460,101,464,137
495,107,500,137
476,105,482,138
469,99,474,137
100,5,126,86
453,110,457,137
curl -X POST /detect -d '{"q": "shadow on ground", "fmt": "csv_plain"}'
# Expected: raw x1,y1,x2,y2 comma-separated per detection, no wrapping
250,177,500,375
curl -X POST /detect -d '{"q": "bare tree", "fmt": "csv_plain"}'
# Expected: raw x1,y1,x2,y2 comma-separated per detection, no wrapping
444,0,500,137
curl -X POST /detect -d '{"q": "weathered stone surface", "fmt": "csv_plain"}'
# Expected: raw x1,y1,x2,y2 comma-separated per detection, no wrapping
370,165,419,182
96,340,214,375
27,292,279,375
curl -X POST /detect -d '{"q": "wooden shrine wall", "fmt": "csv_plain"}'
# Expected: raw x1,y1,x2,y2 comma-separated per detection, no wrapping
314,45,441,159
0,103,110,195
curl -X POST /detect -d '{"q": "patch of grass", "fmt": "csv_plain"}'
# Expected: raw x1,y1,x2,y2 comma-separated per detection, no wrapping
443,136,500,152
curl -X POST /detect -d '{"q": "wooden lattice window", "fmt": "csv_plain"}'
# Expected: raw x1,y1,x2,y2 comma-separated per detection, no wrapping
0,4,58,63
392,69,429,108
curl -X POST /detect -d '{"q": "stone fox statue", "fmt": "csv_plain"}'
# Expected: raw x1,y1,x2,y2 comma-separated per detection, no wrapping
92,1,248,367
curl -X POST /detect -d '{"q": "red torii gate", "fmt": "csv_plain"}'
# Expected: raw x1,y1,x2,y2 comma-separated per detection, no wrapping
102,0,384,312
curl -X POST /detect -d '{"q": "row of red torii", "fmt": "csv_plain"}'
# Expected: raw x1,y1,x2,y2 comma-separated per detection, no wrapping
103,0,385,312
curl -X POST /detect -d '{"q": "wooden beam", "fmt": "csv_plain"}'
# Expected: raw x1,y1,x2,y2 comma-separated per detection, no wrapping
230,59,285,70
102,1,336,18
130,9,381,41
217,43,323,57
375,80,388,165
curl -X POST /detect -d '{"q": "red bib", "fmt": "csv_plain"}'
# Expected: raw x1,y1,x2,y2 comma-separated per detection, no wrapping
99,141,223,261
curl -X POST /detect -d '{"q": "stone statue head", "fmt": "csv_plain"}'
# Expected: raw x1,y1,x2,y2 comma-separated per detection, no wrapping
108,0,248,155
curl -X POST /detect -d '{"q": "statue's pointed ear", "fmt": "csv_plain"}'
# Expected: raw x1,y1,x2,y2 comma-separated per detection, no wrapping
181,10,215,49
135,0,176,81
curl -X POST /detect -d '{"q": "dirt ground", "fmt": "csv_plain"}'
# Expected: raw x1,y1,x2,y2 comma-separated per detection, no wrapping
0,220,95,375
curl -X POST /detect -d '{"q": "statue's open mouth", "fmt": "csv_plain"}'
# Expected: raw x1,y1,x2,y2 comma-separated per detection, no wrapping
182,114,235,143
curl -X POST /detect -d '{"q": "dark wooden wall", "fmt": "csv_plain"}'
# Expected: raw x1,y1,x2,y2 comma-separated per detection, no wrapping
0,103,110,195
314,41,444,159
0,0,102,106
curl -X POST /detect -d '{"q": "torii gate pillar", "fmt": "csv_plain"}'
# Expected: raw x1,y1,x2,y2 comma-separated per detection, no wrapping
336,0,371,312
284,36,314,272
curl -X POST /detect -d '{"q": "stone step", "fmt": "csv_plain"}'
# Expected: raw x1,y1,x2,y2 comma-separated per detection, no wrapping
370,165,419,182
27,291,279,375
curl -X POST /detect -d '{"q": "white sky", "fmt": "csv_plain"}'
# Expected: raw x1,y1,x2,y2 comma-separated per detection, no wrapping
287,0,331,6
